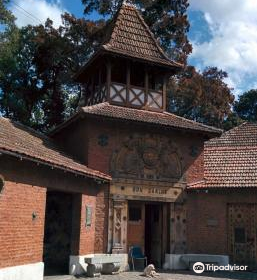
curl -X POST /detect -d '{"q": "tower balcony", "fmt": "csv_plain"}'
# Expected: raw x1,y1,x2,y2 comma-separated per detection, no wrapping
109,82,163,110
84,81,164,112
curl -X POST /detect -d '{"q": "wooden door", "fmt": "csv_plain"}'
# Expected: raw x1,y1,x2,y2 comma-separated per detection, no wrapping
150,205,163,267
228,204,257,268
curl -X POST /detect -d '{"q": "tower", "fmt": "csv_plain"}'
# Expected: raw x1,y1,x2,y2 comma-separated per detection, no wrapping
75,2,182,112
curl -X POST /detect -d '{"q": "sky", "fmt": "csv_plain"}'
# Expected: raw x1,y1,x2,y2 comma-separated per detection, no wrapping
9,0,257,97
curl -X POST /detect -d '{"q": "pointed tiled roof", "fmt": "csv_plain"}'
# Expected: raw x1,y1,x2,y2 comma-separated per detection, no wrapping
101,2,182,68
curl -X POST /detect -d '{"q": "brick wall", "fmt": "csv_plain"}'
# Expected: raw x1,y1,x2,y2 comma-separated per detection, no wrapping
85,118,206,184
54,117,207,183
187,190,257,255
94,185,109,253
0,154,103,269
0,177,46,269
187,192,227,255
79,194,96,255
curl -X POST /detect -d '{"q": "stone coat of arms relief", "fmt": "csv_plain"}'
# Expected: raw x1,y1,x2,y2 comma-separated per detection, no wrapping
110,134,183,181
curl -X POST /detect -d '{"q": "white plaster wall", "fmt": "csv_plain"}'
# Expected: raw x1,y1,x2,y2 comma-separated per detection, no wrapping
0,262,44,280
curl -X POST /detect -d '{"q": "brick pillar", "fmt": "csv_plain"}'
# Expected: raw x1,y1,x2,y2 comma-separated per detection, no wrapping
70,194,82,255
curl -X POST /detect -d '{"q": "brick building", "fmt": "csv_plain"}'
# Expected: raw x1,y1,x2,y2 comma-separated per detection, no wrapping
2,2,250,280
49,1,221,273
0,118,110,279
187,122,257,269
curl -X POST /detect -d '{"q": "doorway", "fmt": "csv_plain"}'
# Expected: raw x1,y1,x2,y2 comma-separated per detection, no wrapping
228,203,257,269
145,204,164,268
43,191,73,276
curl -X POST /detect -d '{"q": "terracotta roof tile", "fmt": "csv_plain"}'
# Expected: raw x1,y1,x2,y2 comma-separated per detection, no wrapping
206,122,257,147
188,122,257,189
102,3,182,68
204,147,257,188
0,117,111,181
79,102,222,134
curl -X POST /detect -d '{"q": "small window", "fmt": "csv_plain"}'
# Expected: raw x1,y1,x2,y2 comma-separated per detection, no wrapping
129,206,141,222
0,175,4,194
234,227,246,243
85,206,92,227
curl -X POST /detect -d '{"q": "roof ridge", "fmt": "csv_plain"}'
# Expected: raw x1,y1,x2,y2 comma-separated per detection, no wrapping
79,102,222,134
131,4,180,65
0,117,50,141
206,121,250,144
163,111,223,132
104,4,123,46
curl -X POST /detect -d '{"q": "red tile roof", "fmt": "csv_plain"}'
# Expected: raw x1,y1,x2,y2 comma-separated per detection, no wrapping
50,103,222,135
79,102,222,134
100,2,182,69
0,117,111,181
188,122,257,189
206,122,257,147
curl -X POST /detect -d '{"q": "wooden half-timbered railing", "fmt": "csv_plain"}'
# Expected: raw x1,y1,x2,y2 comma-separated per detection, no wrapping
84,82,164,111
109,82,163,111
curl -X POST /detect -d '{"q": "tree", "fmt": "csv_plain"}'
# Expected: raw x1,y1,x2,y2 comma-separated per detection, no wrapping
168,66,235,128
81,0,192,64
1,1,237,131
222,112,243,131
0,0,15,26
32,15,105,130
0,10,105,131
0,23,43,127
234,89,257,122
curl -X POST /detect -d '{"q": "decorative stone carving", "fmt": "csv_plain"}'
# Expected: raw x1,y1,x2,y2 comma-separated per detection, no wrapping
85,255,122,277
112,200,128,253
111,134,182,180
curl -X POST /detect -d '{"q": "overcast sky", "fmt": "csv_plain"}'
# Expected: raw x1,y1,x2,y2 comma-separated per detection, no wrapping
9,0,257,97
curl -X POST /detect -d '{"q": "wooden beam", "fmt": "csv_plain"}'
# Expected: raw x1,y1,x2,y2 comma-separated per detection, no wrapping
126,61,131,106
144,68,149,108
98,67,102,88
163,74,167,111
106,59,111,102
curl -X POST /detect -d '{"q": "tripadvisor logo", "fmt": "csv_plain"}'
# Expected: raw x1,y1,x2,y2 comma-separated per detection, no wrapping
193,262,248,273
193,262,205,274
